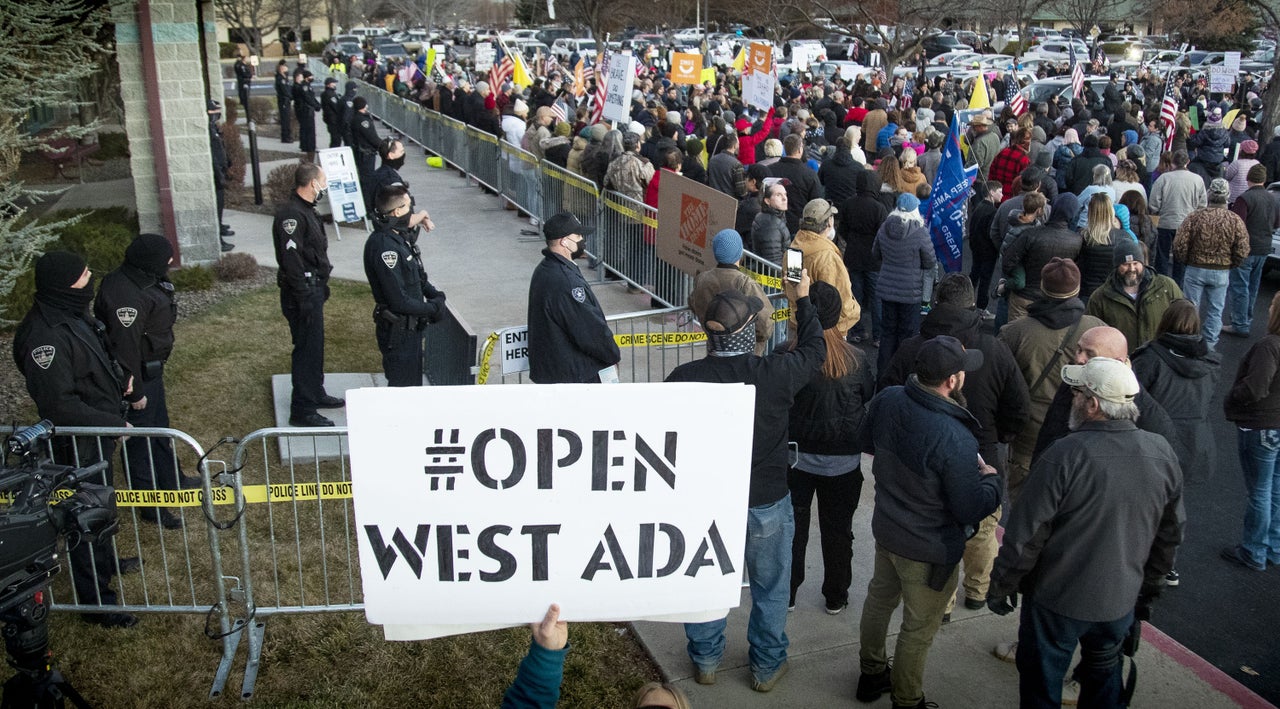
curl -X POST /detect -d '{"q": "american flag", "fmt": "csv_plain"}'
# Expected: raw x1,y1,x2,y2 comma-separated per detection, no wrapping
489,42,514,91
1006,76,1027,116
550,100,568,122
901,79,913,111
1160,71,1180,151
1068,42,1084,99
589,52,610,124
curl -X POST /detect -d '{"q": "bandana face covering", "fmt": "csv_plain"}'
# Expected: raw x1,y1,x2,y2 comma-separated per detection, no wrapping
707,321,756,357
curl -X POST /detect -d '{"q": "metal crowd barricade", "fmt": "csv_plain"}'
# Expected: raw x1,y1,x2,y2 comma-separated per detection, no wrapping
499,140,540,216
423,299,479,385
597,190,654,291
539,161,598,229
222,427,361,700
0,425,242,700
439,115,469,171
465,126,501,192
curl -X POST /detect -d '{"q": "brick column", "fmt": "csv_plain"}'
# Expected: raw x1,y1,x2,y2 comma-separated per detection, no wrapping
115,0,221,263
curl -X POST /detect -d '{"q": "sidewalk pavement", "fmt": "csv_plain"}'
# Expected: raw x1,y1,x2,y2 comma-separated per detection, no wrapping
50,114,1274,709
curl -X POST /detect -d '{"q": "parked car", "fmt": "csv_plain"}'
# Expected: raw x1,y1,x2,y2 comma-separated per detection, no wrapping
551,38,597,62
921,34,972,58
536,27,574,48
671,27,704,43
1019,77,1105,108
1023,38,1090,62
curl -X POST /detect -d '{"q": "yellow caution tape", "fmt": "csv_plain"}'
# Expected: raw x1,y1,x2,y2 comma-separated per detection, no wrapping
773,308,791,321
0,482,354,508
614,331,706,347
603,196,659,228
542,167,601,196
477,331,500,385
740,268,783,291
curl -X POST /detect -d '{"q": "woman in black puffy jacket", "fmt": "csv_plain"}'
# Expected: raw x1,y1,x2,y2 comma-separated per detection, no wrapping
786,281,876,614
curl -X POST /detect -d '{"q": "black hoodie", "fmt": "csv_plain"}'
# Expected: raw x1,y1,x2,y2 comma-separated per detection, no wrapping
838,171,889,272
879,302,1030,458
1132,332,1221,482
818,148,863,208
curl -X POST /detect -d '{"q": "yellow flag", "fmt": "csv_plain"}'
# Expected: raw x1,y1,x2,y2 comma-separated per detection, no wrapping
512,51,532,88
732,48,745,72
968,74,990,111
573,59,586,97
701,67,716,85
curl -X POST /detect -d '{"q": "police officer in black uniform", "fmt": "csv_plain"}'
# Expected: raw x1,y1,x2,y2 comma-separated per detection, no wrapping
340,81,359,147
208,100,234,252
293,70,321,157
13,251,140,628
234,54,254,118
369,138,411,209
320,77,343,148
94,234,195,530
273,163,344,426
527,212,621,383
274,59,293,143
362,184,447,386
350,97,382,212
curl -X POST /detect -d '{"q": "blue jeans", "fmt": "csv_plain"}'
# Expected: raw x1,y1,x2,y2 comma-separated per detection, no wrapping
1181,266,1230,349
685,494,794,679
1016,597,1133,709
1228,254,1267,331
848,270,881,340
878,300,922,374
1236,428,1280,567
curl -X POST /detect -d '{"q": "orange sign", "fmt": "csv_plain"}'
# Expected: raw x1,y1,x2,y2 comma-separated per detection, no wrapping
747,42,773,76
670,52,702,85
679,193,710,248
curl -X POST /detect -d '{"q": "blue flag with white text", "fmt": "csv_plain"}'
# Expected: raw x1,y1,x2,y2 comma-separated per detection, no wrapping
925,114,978,273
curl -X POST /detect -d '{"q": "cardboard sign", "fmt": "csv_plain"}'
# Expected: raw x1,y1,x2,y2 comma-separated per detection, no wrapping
474,42,495,72
1209,66,1234,93
656,171,738,277
347,384,756,638
746,42,773,76
742,70,775,111
316,147,366,222
670,52,702,85
602,52,636,123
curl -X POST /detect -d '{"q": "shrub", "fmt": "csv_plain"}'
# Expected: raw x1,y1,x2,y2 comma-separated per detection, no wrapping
169,264,215,291
220,120,246,188
96,132,130,160
303,40,326,56
219,42,240,59
212,252,258,281
248,96,275,126
267,162,301,205
0,208,137,323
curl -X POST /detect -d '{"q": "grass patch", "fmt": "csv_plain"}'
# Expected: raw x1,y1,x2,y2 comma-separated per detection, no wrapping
32,279,661,706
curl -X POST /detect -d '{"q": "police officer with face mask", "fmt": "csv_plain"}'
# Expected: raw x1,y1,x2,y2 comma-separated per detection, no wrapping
94,234,197,530
13,251,140,628
321,77,342,148
274,163,344,426
362,184,446,386
293,70,322,158
369,138,410,211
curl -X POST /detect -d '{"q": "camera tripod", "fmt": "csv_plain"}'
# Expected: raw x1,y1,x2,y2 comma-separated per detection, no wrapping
0,592,88,709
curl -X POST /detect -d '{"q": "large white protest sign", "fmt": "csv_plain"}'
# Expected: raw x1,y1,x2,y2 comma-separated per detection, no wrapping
742,70,775,111
602,52,636,123
474,42,495,72
316,147,366,222
347,384,755,638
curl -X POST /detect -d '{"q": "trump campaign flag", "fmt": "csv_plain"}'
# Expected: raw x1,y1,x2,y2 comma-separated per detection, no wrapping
924,114,978,273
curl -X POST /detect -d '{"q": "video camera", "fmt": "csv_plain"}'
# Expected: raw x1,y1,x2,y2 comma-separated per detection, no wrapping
0,420,119,707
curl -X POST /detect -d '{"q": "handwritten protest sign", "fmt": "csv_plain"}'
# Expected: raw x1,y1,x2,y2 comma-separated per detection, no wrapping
347,384,755,639
602,52,636,123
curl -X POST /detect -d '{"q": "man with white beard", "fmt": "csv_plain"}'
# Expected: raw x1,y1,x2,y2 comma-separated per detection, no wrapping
986,356,1184,708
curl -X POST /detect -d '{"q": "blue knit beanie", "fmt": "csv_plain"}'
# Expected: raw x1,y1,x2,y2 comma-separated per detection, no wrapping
896,192,920,212
712,229,744,265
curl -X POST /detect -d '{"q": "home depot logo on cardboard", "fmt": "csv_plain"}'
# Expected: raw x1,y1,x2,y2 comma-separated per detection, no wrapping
679,193,709,248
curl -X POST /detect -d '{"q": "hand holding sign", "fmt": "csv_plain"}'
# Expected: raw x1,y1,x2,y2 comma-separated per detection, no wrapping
532,603,568,650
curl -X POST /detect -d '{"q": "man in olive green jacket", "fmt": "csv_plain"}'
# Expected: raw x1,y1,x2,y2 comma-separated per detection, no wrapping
1086,239,1184,356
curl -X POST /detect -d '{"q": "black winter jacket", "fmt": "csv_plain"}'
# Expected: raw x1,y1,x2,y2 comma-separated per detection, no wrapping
818,150,863,209
858,377,1003,566
1132,333,1221,483
667,297,826,506
789,347,875,455
879,304,1030,461
769,157,823,234
1002,217,1084,298
13,301,126,430
94,264,176,402
527,250,621,384
838,171,889,272
1224,334,1280,429
1064,147,1110,194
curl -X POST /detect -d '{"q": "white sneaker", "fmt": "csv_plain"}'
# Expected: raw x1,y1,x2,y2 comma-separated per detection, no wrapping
1061,678,1080,705
529,216,540,226
992,640,1018,663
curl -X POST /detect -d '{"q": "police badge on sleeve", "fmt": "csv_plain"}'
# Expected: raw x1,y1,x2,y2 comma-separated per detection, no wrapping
31,346,55,370
382,251,398,269
116,307,138,327
571,287,586,303
282,218,298,235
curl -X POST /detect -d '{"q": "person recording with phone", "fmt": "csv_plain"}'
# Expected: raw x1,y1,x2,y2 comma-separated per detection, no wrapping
362,184,446,387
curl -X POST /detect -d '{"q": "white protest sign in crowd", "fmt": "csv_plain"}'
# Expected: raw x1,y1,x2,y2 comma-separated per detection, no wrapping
602,52,637,124
346,384,755,640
